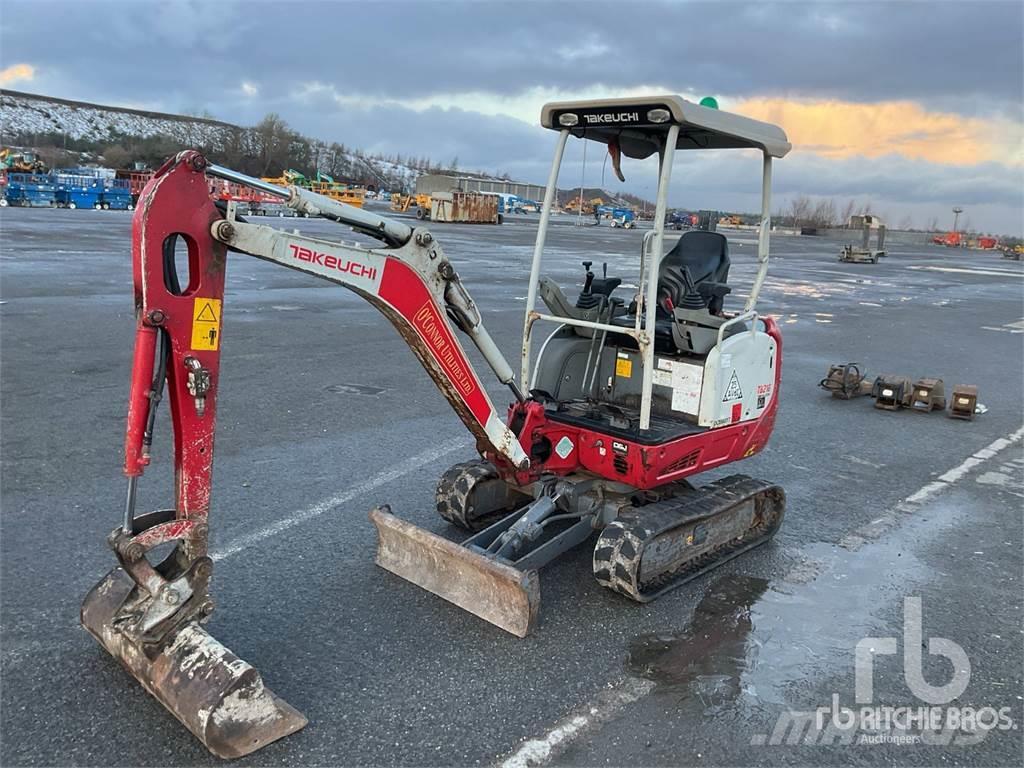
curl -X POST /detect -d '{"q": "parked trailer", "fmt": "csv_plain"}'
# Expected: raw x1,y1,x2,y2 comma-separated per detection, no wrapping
430,191,501,224
116,170,155,206
3,173,56,207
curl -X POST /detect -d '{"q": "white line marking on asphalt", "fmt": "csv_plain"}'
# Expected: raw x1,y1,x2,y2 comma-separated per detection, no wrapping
841,425,1024,549
498,678,654,768
907,265,1024,278
211,437,468,561
981,319,1024,334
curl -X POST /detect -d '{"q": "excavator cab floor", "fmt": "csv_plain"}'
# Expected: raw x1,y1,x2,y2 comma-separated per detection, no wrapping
546,400,707,445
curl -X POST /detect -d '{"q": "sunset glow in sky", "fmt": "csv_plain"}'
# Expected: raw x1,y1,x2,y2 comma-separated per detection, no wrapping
2,1,1022,234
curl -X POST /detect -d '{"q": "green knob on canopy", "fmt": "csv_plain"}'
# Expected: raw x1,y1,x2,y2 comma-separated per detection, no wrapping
699,96,719,109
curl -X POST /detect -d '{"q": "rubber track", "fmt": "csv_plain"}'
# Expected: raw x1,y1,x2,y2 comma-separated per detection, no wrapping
435,460,499,530
592,474,785,602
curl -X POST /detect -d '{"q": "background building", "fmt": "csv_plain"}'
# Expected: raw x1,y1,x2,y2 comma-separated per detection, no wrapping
415,173,547,201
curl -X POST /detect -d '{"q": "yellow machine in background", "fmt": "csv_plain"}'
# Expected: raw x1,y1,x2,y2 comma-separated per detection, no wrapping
1,148,47,173
391,192,433,217
261,170,366,209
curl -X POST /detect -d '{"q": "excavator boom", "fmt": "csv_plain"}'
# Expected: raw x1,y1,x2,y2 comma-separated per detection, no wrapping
81,151,530,758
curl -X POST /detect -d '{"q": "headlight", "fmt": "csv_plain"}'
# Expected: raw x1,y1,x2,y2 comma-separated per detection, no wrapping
558,113,579,127
647,108,671,123
882,389,893,397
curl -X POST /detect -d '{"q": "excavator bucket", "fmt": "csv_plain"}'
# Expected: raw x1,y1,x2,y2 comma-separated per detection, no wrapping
369,506,540,637
81,567,307,759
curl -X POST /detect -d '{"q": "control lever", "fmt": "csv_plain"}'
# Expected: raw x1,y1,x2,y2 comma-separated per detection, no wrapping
677,266,707,310
581,261,594,295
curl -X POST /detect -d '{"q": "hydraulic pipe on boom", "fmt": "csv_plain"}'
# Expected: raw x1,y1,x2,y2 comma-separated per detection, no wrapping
206,164,526,407
206,164,414,247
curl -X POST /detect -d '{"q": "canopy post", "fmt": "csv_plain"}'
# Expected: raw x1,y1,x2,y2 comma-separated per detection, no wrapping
639,124,680,431
522,129,570,386
746,153,772,312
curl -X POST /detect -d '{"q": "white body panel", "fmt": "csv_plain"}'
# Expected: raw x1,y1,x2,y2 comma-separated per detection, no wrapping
698,330,778,428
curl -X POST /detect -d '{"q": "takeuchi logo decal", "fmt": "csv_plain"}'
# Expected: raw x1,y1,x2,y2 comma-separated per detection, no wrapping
288,244,377,280
583,112,640,124
412,302,475,396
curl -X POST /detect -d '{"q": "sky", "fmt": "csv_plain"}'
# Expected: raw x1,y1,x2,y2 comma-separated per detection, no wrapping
2,0,1022,234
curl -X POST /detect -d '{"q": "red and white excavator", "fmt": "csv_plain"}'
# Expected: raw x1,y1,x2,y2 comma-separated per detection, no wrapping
81,96,790,757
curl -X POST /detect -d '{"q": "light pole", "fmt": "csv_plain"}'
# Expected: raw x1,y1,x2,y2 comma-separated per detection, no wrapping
952,207,963,233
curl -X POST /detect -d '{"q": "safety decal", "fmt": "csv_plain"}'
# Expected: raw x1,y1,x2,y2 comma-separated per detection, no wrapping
615,358,633,378
191,298,221,351
722,370,743,401
554,436,575,459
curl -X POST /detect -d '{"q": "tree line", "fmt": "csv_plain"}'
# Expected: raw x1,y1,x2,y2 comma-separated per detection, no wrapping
4,112,472,193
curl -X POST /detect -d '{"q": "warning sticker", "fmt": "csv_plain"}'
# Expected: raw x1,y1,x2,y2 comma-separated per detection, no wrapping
665,360,704,415
615,358,633,378
722,370,743,401
652,369,673,387
554,436,575,459
191,298,221,351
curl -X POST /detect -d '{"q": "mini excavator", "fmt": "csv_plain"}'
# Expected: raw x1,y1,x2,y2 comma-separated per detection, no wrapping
82,96,790,757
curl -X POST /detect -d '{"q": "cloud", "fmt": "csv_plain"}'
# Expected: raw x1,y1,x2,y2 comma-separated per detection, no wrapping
556,36,610,62
287,81,682,126
0,0,1020,233
0,63,35,86
735,98,1024,166
2,1,1021,111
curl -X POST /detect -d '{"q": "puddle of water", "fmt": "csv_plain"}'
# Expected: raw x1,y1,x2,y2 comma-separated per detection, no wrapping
627,576,769,714
624,496,968,714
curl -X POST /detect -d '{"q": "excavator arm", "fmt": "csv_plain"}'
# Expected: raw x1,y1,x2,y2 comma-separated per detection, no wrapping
81,150,529,758
212,199,529,470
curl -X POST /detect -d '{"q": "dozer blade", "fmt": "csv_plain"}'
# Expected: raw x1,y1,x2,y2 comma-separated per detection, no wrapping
81,567,307,759
370,506,540,637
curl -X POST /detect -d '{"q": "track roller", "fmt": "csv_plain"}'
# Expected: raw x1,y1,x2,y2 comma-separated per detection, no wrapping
593,475,784,602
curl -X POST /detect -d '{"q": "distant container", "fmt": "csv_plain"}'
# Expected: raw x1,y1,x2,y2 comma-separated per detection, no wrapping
430,191,501,224
115,170,155,203
3,173,56,207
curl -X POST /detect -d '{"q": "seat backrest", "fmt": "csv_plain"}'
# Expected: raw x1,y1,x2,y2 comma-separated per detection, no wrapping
658,231,730,309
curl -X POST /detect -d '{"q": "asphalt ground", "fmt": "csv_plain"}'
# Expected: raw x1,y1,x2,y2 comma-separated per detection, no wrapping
1,206,1021,767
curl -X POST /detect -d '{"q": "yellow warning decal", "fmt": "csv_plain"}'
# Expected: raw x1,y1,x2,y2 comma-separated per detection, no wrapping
615,358,633,378
191,298,221,351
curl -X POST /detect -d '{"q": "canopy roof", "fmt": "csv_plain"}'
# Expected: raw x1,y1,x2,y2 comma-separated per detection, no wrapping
540,95,791,159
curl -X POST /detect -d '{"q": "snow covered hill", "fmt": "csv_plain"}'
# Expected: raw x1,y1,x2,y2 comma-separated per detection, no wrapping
0,89,432,191
1,89,236,146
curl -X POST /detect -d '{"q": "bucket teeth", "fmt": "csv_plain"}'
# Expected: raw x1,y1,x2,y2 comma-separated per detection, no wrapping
370,505,540,637
81,567,307,758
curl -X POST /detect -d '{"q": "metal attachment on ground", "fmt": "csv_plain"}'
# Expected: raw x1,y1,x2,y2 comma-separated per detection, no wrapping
910,378,946,413
819,362,872,399
871,375,912,410
949,385,978,420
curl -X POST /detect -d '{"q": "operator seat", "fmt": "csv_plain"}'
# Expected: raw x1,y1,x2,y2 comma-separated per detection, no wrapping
613,231,732,354
658,230,731,314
